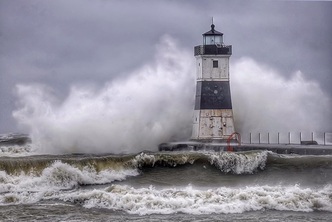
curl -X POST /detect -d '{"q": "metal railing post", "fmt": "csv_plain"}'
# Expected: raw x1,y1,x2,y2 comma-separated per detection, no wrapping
259,133,261,144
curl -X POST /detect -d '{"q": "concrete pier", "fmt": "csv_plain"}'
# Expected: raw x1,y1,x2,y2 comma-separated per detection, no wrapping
158,142,332,155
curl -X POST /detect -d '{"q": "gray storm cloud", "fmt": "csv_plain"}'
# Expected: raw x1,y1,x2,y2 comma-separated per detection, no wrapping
1,0,331,135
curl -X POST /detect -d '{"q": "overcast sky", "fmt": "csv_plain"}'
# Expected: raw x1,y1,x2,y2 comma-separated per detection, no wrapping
1,0,331,135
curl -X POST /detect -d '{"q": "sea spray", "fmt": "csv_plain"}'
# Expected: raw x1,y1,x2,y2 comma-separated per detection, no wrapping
12,38,332,154
13,36,195,154
231,57,331,134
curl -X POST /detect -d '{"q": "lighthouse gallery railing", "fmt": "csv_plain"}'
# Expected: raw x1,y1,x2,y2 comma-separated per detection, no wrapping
194,45,232,56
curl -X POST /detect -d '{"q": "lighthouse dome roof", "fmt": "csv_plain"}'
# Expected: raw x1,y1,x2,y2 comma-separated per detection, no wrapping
203,24,223,36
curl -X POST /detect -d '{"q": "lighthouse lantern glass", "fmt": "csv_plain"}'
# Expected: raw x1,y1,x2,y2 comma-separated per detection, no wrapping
204,35,223,45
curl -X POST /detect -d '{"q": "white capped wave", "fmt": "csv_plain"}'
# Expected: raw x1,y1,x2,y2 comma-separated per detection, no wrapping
207,151,268,174
61,184,332,215
129,151,268,174
0,161,138,205
131,152,197,168
1,158,331,214
0,144,34,157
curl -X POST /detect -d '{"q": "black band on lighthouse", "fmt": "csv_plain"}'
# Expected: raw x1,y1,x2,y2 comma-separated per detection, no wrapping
194,81,232,110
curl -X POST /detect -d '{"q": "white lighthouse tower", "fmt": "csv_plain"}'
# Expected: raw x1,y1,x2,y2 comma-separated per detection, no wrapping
191,23,235,142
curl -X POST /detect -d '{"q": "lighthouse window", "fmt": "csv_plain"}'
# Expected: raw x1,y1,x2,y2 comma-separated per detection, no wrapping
213,60,218,68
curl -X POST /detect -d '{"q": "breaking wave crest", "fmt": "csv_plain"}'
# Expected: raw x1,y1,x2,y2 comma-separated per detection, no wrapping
0,151,268,176
53,184,332,214
132,151,268,174
208,151,267,174
0,161,139,204
0,151,267,205
0,144,33,157
0,134,33,156
1,150,332,214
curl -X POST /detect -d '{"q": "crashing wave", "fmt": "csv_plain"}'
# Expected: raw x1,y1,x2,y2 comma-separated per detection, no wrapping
0,161,138,204
0,151,269,175
208,151,268,174
62,184,332,215
130,151,268,174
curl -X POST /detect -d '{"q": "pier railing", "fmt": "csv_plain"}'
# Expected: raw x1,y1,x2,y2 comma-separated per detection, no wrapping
241,132,332,145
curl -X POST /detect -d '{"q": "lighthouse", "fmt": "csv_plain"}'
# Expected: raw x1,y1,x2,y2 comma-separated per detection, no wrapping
191,23,235,142
159,23,332,154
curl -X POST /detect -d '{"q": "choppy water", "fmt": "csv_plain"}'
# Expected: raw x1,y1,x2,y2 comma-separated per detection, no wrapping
0,134,332,221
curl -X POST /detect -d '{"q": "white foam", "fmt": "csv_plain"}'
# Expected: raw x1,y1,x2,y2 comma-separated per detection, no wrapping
207,151,268,174
131,153,157,167
0,161,138,205
0,144,35,157
131,152,196,168
1,161,331,214
129,151,268,174
60,184,332,215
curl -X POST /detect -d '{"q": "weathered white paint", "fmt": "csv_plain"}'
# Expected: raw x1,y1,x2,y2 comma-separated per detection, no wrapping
192,109,235,140
192,52,235,141
196,55,230,81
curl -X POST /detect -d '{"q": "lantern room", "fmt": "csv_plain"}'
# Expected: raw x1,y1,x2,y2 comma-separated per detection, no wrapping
194,24,232,56
203,24,224,46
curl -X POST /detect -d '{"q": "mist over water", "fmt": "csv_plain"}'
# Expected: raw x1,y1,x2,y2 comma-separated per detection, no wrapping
13,36,331,154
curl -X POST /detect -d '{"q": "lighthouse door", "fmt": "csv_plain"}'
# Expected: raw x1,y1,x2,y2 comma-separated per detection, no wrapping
199,115,222,138
210,117,222,137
